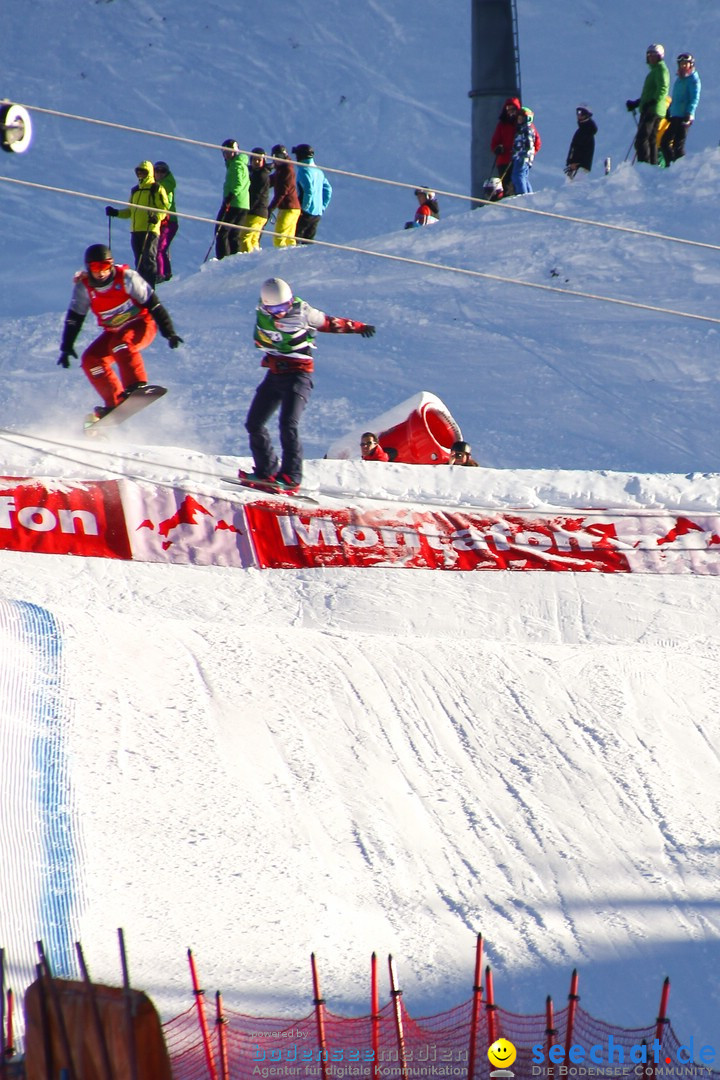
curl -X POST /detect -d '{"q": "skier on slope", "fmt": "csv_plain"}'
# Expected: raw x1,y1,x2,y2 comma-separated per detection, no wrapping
242,277,376,494
57,244,183,419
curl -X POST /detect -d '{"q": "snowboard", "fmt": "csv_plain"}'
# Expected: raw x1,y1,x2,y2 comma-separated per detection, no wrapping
84,384,167,435
221,476,318,504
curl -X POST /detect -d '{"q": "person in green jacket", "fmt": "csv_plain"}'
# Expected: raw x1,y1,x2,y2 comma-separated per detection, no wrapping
105,160,170,287
215,138,250,259
626,43,670,165
153,160,178,282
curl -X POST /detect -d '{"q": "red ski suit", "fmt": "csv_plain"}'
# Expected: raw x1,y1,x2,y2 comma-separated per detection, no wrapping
67,265,156,407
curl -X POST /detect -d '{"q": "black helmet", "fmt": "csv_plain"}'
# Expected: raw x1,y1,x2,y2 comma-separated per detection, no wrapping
153,160,169,174
271,144,289,159
250,146,266,156
292,143,314,160
450,440,472,456
84,243,112,266
677,53,695,67
221,139,239,155
84,243,114,283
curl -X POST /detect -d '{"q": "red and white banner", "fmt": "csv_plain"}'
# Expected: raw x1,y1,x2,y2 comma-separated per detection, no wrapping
0,477,131,559
0,477,254,567
245,503,720,575
119,482,254,566
2,476,719,575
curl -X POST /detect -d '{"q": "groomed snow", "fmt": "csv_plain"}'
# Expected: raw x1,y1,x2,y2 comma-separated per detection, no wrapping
1,0,720,1057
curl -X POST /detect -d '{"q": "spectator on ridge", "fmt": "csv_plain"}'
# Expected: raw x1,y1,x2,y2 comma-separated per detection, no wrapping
105,160,170,288
215,139,250,259
268,145,301,248
292,144,333,243
626,44,670,165
661,53,701,166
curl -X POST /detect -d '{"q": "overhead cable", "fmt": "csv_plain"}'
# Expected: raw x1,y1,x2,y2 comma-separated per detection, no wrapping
1,173,719,326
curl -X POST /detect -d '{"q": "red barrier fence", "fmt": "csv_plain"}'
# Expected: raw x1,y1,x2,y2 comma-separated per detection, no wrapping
162,939,720,1080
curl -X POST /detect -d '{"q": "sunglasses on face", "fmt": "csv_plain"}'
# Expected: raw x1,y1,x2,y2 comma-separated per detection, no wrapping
263,301,293,315
361,441,375,449
88,260,113,275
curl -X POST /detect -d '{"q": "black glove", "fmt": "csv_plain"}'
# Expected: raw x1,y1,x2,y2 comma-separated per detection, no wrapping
359,324,376,338
57,348,77,368
167,334,183,349
404,222,413,230
683,115,693,126
626,99,640,112
105,206,120,217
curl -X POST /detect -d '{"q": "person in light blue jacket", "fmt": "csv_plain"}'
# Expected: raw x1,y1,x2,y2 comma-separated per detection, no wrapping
661,53,701,165
292,144,332,243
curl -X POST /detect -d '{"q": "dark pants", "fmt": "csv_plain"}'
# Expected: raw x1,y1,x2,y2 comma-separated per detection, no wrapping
131,231,160,288
296,212,321,243
245,370,313,485
216,206,247,259
660,117,689,165
635,111,660,164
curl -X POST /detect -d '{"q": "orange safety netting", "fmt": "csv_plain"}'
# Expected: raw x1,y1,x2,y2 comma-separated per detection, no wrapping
162,996,717,1080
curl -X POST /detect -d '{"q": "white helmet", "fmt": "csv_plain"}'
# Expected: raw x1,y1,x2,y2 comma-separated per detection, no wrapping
482,176,504,200
260,277,293,312
647,43,665,58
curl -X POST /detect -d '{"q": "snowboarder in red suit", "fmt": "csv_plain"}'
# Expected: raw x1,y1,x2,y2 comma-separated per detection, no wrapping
57,244,183,418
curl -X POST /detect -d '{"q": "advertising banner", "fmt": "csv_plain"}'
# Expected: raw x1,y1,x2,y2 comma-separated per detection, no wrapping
2,476,719,575
244,502,720,575
0,477,131,559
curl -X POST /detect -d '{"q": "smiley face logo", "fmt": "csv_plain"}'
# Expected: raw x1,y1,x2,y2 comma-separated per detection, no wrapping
488,1038,517,1070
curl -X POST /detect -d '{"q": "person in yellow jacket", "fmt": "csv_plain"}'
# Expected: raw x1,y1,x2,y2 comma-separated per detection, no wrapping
106,160,170,287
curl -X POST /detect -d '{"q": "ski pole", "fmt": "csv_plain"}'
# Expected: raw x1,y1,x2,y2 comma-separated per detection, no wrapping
624,109,638,162
203,210,223,263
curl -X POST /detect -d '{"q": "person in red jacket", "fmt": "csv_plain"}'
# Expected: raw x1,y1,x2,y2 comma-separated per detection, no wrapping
404,188,440,229
57,243,182,418
360,432,389,461
490,97,522,195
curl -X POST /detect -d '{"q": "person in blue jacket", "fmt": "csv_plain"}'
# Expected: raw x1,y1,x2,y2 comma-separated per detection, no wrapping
291,144,332,243
661,53,701,165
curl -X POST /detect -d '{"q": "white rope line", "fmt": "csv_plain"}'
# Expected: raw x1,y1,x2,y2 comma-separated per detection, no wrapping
15,100,720,252
1,172,718,325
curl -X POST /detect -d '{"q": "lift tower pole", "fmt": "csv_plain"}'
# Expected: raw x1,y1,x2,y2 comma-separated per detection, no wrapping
469,0,521,202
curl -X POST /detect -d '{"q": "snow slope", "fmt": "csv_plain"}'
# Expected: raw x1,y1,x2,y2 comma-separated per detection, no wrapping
1,0,720,1056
